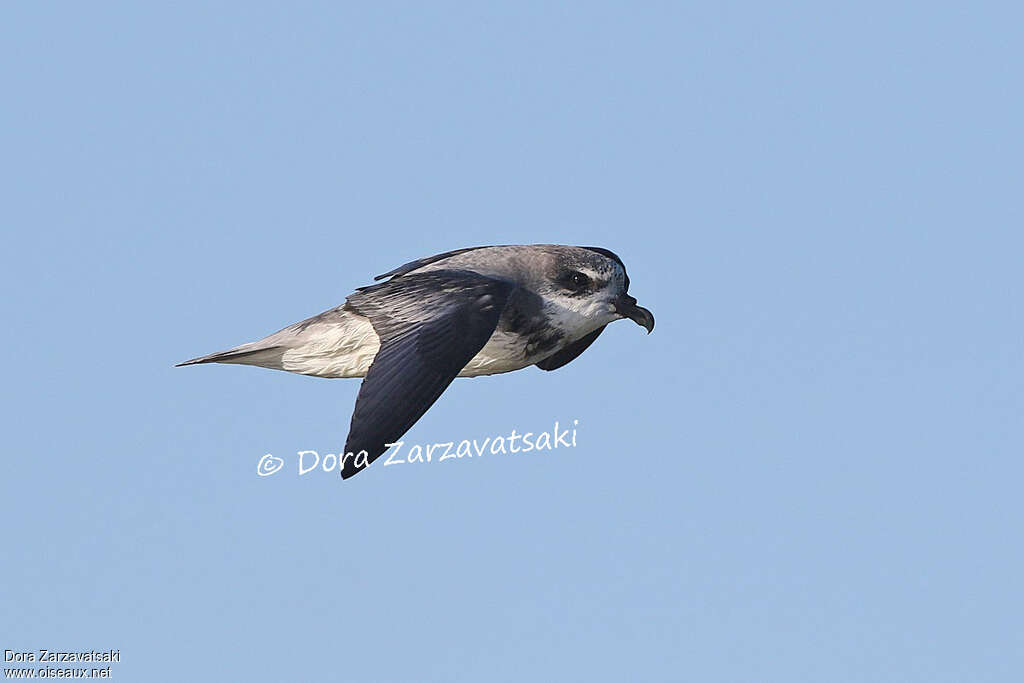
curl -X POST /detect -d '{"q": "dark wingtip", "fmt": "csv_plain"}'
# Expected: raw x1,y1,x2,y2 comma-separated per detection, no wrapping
340,453,370,480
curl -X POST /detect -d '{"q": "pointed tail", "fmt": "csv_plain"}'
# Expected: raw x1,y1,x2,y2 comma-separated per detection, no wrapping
175,343,286,369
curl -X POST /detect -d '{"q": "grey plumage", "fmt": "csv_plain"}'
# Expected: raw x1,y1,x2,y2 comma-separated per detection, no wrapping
178,244,654,479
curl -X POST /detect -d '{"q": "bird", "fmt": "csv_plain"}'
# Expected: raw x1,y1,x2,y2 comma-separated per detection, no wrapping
178,244,654,479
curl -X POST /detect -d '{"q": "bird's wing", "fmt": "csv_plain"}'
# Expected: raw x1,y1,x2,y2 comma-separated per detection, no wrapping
534,325,607,371
373,246,490,281
341,270,515,479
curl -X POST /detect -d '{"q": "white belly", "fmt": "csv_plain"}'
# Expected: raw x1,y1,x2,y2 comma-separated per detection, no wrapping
459,329,534,377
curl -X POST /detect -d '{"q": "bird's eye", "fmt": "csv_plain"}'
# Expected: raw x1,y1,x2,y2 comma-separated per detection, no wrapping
568,271,590,290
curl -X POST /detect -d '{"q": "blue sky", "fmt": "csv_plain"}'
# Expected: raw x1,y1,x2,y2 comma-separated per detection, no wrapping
2,2,1022,681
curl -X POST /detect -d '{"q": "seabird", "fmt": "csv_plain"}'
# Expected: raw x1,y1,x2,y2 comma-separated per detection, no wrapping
178,244,655,478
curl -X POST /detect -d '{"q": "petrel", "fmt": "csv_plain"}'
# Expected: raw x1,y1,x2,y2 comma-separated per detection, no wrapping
178,244,654,478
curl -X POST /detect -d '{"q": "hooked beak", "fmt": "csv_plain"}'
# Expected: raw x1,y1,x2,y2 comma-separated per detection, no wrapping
615,294,655,334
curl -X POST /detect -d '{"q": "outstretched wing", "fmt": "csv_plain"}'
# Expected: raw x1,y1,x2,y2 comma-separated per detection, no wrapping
372,246,490,281
535,325,606,371
341,270,515,479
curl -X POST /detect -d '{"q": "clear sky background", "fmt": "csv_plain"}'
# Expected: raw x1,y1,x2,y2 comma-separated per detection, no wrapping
2,2,1021,681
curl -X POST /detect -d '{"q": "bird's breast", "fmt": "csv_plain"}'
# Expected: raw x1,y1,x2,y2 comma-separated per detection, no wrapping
458,325,564,377
458,328,534,377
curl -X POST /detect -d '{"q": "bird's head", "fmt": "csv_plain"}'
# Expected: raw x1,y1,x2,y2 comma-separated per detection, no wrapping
532,246,655,338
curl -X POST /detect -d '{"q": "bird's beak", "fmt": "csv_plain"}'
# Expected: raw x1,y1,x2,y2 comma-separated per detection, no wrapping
615,294,655,334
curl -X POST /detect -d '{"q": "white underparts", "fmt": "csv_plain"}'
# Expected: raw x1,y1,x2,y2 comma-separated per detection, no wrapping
280,314,380,378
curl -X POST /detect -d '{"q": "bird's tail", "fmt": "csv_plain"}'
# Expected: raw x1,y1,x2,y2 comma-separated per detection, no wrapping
175,342,286,369
175,305,367,375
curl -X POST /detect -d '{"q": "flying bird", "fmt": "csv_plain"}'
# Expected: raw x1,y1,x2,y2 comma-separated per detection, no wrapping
178,244,654,478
